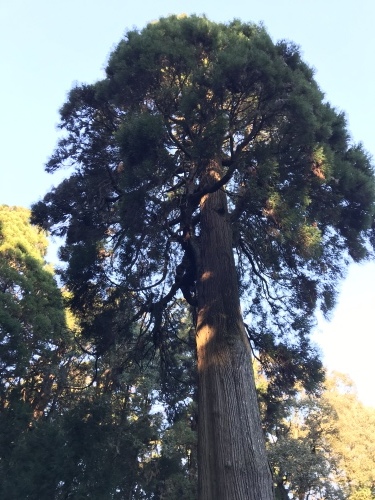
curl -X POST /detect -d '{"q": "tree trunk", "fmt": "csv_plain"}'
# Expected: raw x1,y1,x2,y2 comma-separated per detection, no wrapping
196,161,274,499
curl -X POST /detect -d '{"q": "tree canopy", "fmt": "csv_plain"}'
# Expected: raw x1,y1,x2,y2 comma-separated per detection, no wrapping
0,205,197,499
33,15,375,383
324,373,375,499
31,14,375,499
0,205,67,418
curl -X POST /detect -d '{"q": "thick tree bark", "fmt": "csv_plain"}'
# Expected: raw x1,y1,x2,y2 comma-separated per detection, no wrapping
196,161,274,499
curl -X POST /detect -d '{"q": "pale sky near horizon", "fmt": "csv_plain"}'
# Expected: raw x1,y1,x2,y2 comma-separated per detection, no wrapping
1,0,374,406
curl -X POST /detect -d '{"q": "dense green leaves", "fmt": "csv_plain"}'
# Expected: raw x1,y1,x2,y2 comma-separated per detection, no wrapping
0,208,196,497
0,206,67,412
32,16,375,398
267,389,341,499
28,14,375,497
1,207,374,497
265,373,375,500
324,373,375,499
0,209,196,496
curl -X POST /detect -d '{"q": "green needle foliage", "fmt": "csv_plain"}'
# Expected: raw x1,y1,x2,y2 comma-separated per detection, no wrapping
0,205,196,498
0,205,67,416
31,15,375,498
0,205,68,496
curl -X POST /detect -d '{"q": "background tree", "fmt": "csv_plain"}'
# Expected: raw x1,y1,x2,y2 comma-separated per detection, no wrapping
0,208,196,498
32,15,375,499
265,372,375,500
0,205,68,420
265,386,342,499
323,373,375,500
0,204,72,495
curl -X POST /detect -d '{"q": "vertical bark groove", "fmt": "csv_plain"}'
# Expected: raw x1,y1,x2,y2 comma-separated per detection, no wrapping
196,161,274,499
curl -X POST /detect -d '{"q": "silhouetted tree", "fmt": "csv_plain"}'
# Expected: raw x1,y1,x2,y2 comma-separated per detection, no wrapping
32,15,375,499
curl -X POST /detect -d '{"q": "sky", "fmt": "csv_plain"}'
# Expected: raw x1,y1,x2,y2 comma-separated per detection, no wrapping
1,0,374,406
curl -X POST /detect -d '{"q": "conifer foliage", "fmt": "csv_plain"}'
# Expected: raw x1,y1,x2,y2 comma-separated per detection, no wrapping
0,205,197,499
32,15,375,499
0,205,66,418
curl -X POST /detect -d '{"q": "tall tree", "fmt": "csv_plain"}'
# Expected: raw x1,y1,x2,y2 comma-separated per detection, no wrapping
32,15,375,499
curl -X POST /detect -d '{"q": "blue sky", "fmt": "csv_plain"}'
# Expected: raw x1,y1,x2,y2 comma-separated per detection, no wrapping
1,0,374,406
